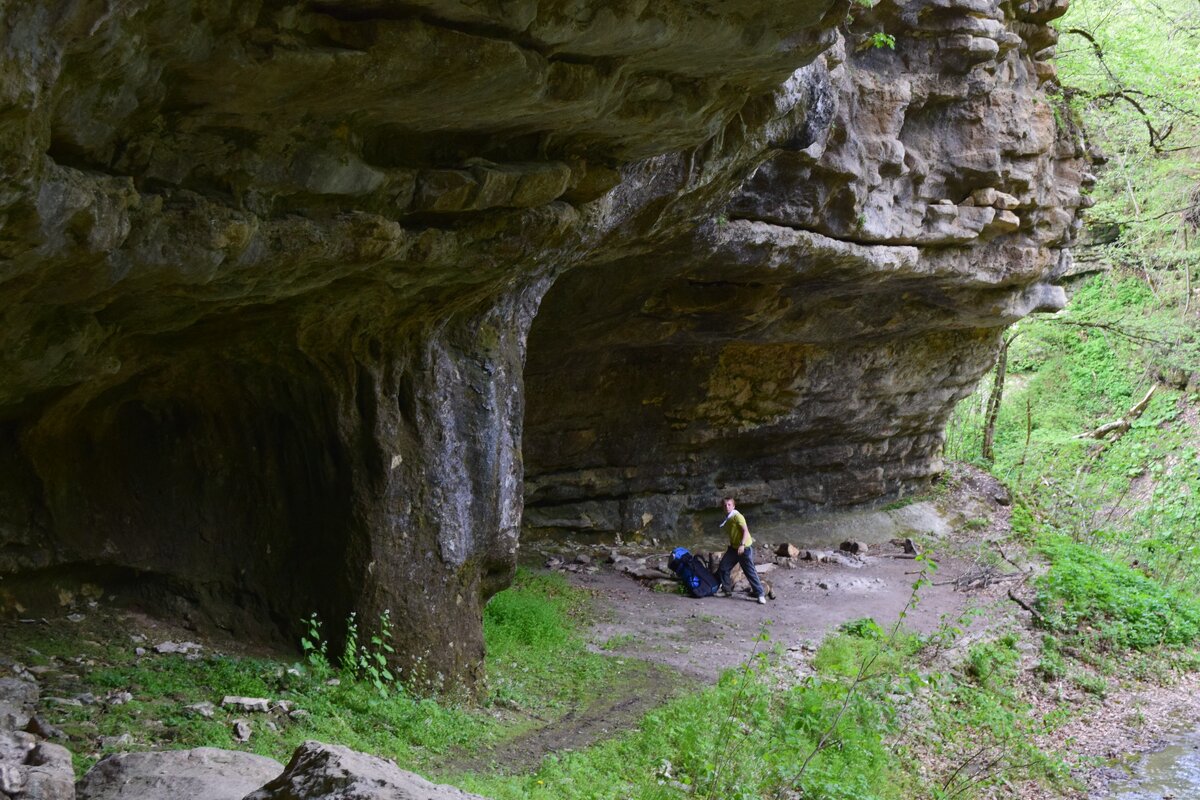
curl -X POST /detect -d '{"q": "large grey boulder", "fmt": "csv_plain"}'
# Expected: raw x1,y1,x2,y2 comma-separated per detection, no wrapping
0,675,38,732
0,731,74,800
242,741,490,800
76,748,283,800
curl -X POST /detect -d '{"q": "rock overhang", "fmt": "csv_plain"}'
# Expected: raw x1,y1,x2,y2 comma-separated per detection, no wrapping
0,0,1085,690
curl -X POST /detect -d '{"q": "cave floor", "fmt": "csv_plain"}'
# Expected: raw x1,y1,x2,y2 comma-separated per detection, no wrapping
570,547,983,685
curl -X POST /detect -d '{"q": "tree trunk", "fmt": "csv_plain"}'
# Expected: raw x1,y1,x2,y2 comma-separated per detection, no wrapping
982,333,1018,462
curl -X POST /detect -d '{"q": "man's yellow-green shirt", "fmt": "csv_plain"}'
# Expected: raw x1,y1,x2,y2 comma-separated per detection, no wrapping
722,511,753,548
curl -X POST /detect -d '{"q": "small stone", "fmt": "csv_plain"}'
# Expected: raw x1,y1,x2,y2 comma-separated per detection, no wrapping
839,540,869,555
153,641,202,655
903,537,919,555
46,697,83,708
288,709,310,720
232,720,252,742
100,732,135,749
25,715,67,740
185,701,216,718
135,647,147,657
324,678,340,687
76,692,98,705
272,700,293,714
775,543,800,558
222,696,270,713
66,613,85,623
107,691,133,706
573,553,592,565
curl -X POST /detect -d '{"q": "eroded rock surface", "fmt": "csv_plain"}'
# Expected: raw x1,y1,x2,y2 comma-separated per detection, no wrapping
76,748,283,800
0,0,1085,688
523,0,1089,537
242,741,489,800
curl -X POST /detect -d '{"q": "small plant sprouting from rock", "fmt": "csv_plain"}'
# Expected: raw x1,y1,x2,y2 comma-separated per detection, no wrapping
301,610,399,697
868,31,896,49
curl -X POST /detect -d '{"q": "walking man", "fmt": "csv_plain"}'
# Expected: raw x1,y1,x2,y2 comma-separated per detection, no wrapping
717,496,766,604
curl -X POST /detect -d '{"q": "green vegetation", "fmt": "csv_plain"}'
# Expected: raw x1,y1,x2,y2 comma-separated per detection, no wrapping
1035,535,1200,650
10,569,647,775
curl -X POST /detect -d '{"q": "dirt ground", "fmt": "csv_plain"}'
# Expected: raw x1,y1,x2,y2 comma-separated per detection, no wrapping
570,548,976,683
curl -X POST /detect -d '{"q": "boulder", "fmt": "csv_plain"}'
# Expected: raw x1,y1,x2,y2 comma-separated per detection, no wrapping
243,741,490,800
0,731,75,800
0,675,39,731
76,748,283,800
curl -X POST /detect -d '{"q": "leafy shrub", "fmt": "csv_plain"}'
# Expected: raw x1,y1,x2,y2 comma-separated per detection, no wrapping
838,617,885,639
1034,635,1067,682
1035,535,1200,650
964,634,1020,689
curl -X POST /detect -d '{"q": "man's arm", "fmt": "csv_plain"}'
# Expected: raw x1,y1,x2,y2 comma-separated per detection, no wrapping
737,522,750,554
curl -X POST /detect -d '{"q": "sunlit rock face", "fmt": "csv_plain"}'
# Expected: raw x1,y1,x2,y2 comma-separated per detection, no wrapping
0,0,1084,689
523,0,1088,538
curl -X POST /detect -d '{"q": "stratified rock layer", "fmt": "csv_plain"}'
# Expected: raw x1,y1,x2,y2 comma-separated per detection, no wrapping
523,0,1089,537
0,0,1085,688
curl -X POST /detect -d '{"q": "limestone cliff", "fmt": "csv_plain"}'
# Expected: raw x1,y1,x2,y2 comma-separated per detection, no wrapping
0,0,1086,688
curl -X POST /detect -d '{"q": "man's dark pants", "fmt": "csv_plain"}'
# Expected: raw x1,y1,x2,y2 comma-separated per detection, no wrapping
717,545,765,598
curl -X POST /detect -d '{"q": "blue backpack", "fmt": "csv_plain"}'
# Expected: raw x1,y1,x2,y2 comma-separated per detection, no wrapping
667,547,721,598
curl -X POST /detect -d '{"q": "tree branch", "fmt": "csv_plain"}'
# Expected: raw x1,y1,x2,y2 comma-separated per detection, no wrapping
1073,384,1158,442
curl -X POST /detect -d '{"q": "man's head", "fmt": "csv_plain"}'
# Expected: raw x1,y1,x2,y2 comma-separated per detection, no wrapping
722,496,736,513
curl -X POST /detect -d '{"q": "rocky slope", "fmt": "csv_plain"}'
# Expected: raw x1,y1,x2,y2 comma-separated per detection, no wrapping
0,0,1087,688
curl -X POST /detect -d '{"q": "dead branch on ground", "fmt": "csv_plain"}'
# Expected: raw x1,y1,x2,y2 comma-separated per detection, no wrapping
1073,385,1158,443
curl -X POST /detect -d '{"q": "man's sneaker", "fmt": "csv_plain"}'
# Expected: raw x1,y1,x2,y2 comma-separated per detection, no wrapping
757,595,767,605
720,588,733,598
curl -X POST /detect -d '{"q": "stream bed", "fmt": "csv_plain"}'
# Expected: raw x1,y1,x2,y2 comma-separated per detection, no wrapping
1104,727,1200,798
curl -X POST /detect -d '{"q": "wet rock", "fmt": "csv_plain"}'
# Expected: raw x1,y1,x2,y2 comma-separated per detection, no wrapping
76,748,283,800
244,741,490,800
776,544,800,559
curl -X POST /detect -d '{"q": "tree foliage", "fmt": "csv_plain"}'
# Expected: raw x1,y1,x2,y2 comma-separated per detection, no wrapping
1055,0,1200,268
